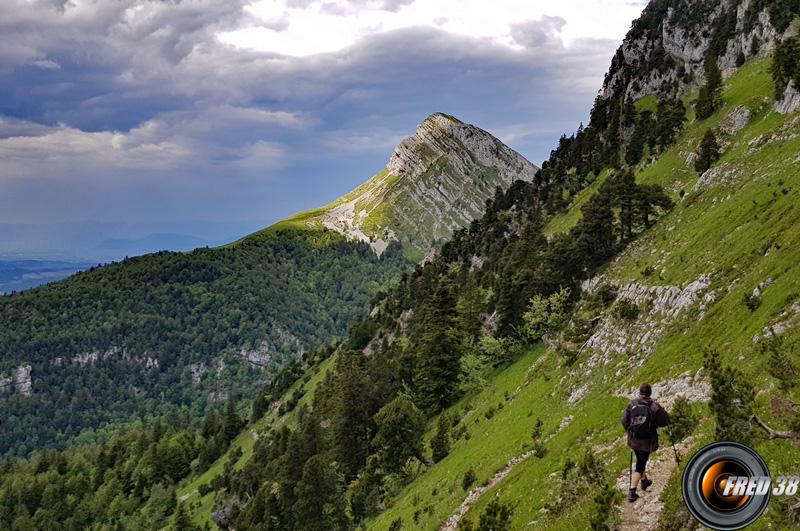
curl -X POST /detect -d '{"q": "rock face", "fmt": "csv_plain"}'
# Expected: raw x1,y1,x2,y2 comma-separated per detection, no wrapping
0,365,32,397
776,81,800,115
602,0,779,102
317,113,539,256
582,274,712,360
719,105,752,135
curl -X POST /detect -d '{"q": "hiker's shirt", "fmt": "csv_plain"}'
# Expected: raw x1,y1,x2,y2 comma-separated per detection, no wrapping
621,395,669,452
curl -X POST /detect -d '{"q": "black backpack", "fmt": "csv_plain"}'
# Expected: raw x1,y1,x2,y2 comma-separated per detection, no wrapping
627,401,654,439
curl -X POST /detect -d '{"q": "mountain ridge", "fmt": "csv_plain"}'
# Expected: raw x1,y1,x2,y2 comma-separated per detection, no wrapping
272,112,539,259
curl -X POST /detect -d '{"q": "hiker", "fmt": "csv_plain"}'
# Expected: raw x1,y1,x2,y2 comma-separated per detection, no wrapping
621,383,669,502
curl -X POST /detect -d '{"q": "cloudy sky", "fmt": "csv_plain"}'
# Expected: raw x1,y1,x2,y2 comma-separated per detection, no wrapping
0,0,647,259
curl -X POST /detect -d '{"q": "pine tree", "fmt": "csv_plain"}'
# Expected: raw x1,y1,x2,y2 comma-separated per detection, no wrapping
413,284,463,411
694,129,720,173
655,98,686,149
456,274,488,338
200,408,221,439
330,349,372,479
251,388,270,422
664,396,698,462
772,37,800,100
171,502,197,531
635,184,669,229
625,125,646,166
704,349,755,443
607,170,637,241
573,190,617,271
292,455,350,530
222,399,242,443
372,394,426,474
696,56,722,119
430,413,452,463
476,498,513,531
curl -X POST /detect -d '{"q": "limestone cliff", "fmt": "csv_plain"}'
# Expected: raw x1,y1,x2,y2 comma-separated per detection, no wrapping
602,0,786,102
307,113,539,258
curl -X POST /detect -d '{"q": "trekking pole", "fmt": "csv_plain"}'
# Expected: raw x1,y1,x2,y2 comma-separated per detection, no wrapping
629,451,633,490
672,442,680,464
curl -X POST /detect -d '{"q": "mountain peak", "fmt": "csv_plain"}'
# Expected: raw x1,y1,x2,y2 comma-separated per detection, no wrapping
388,113,537,181
299,113,539,259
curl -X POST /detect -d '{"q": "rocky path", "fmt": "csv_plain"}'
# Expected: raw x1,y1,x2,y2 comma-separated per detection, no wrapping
616,439,693,530
439,448,539,531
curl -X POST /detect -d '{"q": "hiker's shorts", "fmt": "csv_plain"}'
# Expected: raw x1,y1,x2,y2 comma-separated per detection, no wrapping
634,449,650,474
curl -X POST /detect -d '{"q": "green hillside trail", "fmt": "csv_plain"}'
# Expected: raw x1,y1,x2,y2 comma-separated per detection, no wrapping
616,438,695,530
440,447,540,530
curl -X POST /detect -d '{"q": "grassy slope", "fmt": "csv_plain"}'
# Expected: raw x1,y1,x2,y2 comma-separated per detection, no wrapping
370,58,800,529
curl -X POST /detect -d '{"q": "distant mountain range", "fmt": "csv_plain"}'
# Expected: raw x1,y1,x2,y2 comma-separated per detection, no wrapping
0,259,93,294
0,221,261,263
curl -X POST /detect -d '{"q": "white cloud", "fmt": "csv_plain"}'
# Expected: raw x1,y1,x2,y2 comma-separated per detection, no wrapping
219,0,645,56
0,105,301,179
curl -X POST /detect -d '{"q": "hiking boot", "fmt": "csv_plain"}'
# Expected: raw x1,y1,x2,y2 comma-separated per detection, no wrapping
628,488,639,502
641,477,653,491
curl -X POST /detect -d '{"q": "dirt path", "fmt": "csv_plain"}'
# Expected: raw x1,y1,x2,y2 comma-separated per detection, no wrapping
616,439,693,530
439,447,539,531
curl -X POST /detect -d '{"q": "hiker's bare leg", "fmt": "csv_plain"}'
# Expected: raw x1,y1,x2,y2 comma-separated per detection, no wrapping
632,471,642,488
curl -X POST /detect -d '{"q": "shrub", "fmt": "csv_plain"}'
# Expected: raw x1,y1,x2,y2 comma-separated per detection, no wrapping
475,498,514,531
462,468,477,491
589,482,622,530
521,288,571,343
665,396,698,462
743,293,762,311
612,299,640,321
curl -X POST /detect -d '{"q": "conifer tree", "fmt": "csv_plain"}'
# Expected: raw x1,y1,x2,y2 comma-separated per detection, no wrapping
625,125,646,166
430,413,452,463
171,502,197,531
292,455,350,530
694,129,720,173
251,389,270,422
200,408,221,439
372,394,426,474
330,349,372,479
696,56,722,119
704,349,755,443
476,498,513,531
413,284,463,411
655,98,686,149
222,399,243,442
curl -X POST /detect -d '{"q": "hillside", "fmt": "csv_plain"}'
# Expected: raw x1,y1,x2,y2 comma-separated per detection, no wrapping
1,1,799,530
0,113,533,458
188,1,799,529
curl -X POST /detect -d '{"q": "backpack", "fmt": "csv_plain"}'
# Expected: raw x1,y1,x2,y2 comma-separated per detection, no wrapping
627,401,654,439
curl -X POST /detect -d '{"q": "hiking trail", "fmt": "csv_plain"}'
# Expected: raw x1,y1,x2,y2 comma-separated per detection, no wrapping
439,447,539,531
616,438,694,530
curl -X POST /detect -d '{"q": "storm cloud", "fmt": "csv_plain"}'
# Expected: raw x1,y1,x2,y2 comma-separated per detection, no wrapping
0,0,646,258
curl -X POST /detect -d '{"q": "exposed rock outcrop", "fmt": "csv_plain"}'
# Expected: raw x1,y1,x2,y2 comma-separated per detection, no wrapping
235,326,303,367
582,274,712,361
617,370,711,409
0,365,32,397
719,105,752,135
693,162,743,192
602,1,779,102
319,113,539,256
69,347,159,370
776,81,800,115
